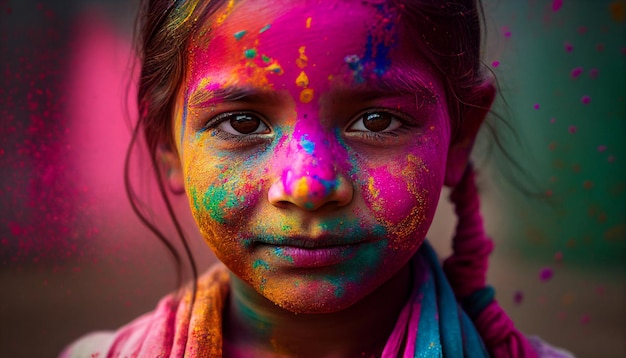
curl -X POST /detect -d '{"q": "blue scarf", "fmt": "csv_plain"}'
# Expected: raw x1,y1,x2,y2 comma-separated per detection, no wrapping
382,241,490,357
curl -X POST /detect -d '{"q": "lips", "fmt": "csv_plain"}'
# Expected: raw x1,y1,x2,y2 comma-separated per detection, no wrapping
252,235,368,268
260,243,361,268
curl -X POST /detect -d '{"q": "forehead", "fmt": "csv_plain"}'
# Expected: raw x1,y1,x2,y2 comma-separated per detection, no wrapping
183,0,412,85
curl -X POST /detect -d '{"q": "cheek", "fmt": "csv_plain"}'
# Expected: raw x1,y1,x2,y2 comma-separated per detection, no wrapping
361,151,443,236
183,144,267,232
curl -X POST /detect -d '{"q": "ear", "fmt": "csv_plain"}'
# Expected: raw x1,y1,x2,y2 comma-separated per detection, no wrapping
444,79,496,187
158,141,185,195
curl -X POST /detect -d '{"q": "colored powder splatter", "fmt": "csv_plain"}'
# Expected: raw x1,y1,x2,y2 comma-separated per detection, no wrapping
533,103,540,110
513,291,524,305
344,54,364,83
233,30,247,40
299,135,315,155
299,88,314,103
570,66,583,78
295,71,309,87
273,247,294,263
244,48,257,59
581,95,591,104
253,259,270,270
259,24,271,33
201,185,239,223
491,60,500,67
296,46,308,69
539,267,554,282
564,41,574,52
552,0,563,12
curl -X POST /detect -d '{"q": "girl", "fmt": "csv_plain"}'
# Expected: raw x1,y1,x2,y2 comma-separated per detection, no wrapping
62,0,574,356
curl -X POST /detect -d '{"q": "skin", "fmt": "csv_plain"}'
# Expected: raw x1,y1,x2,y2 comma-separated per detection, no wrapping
167,0,493,356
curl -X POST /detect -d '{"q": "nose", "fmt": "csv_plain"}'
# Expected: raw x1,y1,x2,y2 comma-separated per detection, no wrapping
268,137,353,211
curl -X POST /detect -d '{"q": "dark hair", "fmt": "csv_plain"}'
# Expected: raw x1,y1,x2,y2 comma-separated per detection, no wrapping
393,0,489,141
127,0,491,344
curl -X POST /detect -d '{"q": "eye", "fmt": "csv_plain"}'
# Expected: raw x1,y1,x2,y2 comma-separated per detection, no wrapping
347,111,402,133
216,112,271,135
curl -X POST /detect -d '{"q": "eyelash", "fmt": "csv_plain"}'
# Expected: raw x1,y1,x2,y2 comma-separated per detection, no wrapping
201,109,417,144
202,111,272,144
345,109,417,141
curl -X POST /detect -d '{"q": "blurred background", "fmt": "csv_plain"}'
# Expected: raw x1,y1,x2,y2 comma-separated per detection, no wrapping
0,0,624,357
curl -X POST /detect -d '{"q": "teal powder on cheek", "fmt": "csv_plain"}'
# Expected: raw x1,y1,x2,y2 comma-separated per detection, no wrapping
244,48,257,59
201,185,239,223
331,239,388,298
253,259,270,270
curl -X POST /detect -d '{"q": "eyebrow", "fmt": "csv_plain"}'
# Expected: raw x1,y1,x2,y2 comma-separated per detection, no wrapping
187,84,264,109
186,73,440,108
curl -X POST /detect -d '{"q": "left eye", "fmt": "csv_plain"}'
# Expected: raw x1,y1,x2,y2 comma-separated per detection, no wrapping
347,112,402,133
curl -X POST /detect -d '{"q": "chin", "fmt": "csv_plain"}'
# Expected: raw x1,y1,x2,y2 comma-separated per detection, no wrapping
257,276,381,315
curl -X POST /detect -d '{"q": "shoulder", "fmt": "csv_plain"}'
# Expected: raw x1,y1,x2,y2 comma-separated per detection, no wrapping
59,293,179,358
59,263,230,358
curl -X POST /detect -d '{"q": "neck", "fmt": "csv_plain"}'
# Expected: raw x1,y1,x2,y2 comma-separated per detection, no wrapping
223,265,412,358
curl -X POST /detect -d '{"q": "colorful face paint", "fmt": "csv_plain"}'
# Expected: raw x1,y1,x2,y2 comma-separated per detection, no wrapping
173,0,452,314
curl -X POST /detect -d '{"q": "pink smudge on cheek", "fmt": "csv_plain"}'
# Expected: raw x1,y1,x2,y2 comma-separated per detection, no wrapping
362,166,418,225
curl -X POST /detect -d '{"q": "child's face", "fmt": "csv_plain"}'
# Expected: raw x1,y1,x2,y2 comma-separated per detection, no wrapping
173,0,452,313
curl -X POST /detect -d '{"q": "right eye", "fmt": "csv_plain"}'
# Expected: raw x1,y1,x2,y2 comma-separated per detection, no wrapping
214,112,271,136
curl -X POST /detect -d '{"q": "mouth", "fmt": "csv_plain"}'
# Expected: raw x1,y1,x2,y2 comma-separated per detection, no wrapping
252,236,368,268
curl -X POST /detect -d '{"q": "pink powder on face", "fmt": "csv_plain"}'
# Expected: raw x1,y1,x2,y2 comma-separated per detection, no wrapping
175,0,452,314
